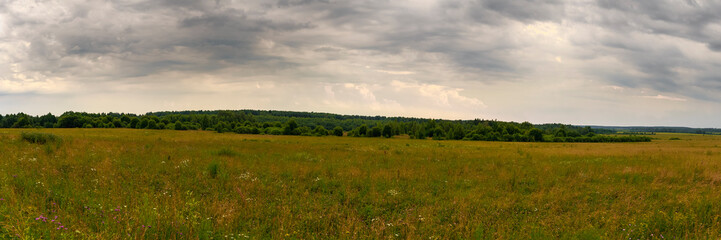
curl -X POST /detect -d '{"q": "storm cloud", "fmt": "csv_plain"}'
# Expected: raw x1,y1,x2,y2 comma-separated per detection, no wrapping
1,0,720,127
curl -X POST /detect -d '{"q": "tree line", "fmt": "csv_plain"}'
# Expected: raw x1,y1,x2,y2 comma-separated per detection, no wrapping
0,110,651,142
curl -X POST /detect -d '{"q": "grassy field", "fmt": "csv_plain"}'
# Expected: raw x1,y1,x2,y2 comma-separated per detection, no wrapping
1,129,721,239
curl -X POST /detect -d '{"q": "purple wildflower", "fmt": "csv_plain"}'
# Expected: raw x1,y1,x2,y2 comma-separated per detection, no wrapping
35,215,48,222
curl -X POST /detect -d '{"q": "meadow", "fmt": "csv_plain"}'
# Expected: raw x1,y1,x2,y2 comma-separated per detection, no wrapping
1,129,721,239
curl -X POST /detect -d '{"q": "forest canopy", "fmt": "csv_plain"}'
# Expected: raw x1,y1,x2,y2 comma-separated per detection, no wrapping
0,110,652,143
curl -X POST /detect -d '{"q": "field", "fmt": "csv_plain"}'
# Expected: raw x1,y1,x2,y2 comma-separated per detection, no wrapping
1,129,721,239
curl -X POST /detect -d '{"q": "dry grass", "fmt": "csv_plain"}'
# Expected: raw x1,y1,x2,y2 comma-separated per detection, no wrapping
1,129,721,239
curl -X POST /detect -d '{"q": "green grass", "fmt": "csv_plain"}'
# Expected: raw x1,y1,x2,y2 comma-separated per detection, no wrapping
19,132,61,144
1,129,721,239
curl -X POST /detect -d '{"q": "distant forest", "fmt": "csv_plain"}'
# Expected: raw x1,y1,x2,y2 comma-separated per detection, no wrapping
0,110,655,143
588,126,721,135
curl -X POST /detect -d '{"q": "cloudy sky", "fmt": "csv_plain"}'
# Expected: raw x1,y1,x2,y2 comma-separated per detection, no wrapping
1,0,720,127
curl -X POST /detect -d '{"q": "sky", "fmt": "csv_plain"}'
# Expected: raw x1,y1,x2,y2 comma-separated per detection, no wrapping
1,0,720,127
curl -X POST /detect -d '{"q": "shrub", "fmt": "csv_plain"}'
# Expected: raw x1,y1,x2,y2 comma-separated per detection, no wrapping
20,132,60,144
266,127,283,135
214,148,237,157
332,126,344,136
207,160,221,179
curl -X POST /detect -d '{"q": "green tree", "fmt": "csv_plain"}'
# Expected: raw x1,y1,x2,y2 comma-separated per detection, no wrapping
554,126,567,138
313,126,328,136
174,121,186,130
146,120,158,129
129,117,140,128
413,129,426,139
357,124,368,136
382,124,393,138
120,115,131,124
38,113,57,128
432,127,445,139
138,118,149,129
298,126,312,136
283,118,299,135
449,125,465,140
57,113,81,128
528,128,544,142
332,126,344,136
12,116,31,128
112,118,123,128
368,126,382,137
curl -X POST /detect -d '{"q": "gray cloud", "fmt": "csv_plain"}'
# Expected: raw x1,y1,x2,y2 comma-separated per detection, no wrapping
1,0,721,127
593,0,721,52
471,0,565,24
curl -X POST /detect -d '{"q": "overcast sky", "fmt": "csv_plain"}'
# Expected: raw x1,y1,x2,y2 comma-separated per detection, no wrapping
1,0,720,127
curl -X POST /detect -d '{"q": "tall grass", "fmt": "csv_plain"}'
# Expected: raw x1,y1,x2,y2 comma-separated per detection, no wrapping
20,132,60,144
1,129,721,239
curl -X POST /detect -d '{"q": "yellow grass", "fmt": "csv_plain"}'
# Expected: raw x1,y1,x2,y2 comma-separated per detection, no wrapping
1,129,720,239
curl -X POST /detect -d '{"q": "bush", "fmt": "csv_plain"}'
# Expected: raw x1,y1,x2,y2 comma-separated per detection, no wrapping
207,160,221,179
266,127,283,135
214,148,237,157
20,132,60,144
332,126,344,136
